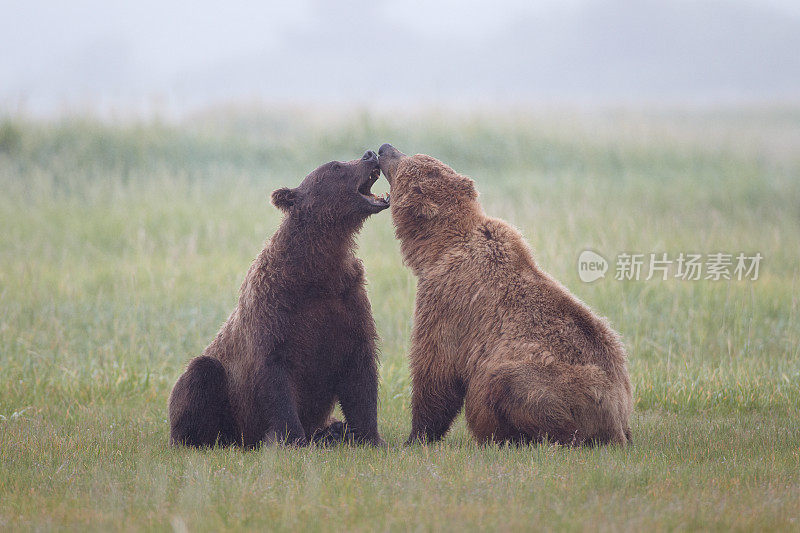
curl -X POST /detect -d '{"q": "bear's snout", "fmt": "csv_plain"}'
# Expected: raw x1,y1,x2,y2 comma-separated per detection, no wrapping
378,143,396,157
362,150,378,162
378,143,406,186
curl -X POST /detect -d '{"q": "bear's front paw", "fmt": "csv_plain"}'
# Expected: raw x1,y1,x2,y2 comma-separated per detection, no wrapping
404,431,425,446
285,435,308,447
327,420,348,439
365,435,387,448
405,430,439,446
310,420,347,446
263,428,308,447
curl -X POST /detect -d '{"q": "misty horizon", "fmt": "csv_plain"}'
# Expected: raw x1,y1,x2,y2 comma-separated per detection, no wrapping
3,0,800,116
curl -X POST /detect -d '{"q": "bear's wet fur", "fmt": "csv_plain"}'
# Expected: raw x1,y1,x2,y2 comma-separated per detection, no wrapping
169,151,389,448
378,144,633,446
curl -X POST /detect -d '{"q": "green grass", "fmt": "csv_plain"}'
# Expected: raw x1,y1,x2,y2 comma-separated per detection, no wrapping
1,108,799,531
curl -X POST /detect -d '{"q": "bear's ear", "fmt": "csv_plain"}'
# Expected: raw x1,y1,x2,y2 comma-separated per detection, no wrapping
453,178,478,200
460,178,478,200
271,187,298,212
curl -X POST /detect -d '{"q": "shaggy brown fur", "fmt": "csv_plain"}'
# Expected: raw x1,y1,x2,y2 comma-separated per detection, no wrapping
378,144,633,446
169,151,389,448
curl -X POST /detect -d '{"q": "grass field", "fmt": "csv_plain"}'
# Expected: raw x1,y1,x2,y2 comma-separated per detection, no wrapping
1,107,799,531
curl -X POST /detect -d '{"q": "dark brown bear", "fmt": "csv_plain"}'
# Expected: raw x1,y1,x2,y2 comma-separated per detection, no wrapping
378,144,633,447
168,151,389,448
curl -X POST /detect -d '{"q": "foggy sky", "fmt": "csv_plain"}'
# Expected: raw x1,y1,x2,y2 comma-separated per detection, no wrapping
2,0,800,115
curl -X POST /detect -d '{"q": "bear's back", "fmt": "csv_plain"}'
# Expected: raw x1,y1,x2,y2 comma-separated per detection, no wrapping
417,215,625,376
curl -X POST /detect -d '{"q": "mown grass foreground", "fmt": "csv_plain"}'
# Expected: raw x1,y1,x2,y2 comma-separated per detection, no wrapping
1,108,798,530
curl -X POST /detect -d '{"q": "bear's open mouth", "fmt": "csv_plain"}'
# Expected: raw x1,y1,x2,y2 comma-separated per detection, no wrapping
358,168,390,208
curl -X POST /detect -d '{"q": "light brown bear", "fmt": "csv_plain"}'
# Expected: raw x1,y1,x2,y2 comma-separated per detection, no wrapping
378,144,633,446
